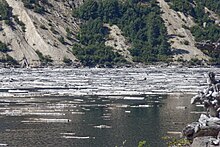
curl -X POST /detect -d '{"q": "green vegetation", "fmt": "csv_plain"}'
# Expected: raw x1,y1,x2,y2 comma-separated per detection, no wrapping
63,57,72,65
208,50,220,65
198,0,220,15
0,0,12,22
162,136,191,147
50,27,58,34
35,50,53,65
167,0,220,64
73,0,171,67
14,15,26,32
22,0,50,14
40,24,48,30
167,0,220,42
72,44,126,67
188,58,203,66
115,140,150,147
66,27,72,40
191,25,220,42
0,1,26,31
0,41,10,53
0,54,18,65
0,1,18,65
138,140,150,147
183,40,189,45
58,36,65,44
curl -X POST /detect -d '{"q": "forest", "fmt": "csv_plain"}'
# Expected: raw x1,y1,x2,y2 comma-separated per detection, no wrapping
73,0,171,67
0,0,12,22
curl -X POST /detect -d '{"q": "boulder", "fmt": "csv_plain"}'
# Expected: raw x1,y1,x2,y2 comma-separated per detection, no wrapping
191,136,219,147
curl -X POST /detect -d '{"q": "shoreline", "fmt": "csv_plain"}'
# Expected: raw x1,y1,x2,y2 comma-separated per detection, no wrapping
0,62,217,69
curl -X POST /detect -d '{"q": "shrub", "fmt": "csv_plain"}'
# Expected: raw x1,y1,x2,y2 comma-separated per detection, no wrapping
40,24,48,30
35,50,53,65
0,41,10,53
0,0,12,21
22,0,50,14
0,54,18,65
183,40,189,45
63,57,72,65
50,27,58,34
58,36,65,44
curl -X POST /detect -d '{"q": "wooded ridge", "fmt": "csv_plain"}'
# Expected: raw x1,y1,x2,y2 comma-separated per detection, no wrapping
0,0,219,67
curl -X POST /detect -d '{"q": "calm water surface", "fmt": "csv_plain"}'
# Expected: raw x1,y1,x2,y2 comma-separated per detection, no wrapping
0,67,215,147
0,94,200,147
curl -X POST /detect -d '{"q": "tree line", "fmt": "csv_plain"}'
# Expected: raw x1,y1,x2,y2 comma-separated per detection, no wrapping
72,0,171,67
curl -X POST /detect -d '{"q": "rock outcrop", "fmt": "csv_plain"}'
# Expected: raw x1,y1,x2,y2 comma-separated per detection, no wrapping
183,72,220,146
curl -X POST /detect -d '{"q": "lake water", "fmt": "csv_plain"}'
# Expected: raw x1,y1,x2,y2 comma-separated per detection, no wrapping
0,67,217,147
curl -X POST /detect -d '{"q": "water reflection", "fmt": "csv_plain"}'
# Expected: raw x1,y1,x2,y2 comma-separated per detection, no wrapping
0,94,200,147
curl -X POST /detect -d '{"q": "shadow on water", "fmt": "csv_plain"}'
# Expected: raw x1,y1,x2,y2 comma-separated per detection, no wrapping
0,94,200,147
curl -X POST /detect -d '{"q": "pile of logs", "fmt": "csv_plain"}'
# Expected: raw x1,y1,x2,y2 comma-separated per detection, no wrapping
183,72,220,146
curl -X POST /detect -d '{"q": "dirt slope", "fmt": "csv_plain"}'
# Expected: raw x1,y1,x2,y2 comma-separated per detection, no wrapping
157,0,210,61
104,24,133,63
1,0,80,66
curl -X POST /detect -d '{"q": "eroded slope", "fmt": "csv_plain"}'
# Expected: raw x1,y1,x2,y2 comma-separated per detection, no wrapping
1,0,80,66
157,0,210,61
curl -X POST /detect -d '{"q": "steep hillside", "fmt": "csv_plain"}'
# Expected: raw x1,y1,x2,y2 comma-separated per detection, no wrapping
0,0,219,67
104,24,133,63
165,0,220,65
157,0,210,62
72,0,171,67
0,0,80,67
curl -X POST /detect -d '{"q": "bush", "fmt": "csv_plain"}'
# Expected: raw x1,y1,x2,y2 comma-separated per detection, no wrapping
0,0,12,21
66,27,72,39
35,50,53,65
72,44,127,67
162,136,191,147
188,58,202,65
63,57,72,65
0,41,10,53
0,54,18,65
58,36,65,44
14,16,26,32
22,0,49,14
40,24,48,30
183,40,189,45
50,27,58,34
